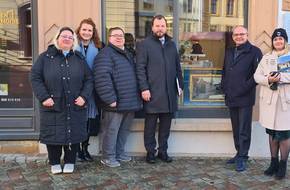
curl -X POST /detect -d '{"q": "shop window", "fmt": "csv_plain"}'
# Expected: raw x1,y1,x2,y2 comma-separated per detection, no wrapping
104,0,247,117
226,0,234,16
143,0,154,10
183,0,193,13
0,0,33,108
226,25,233,32
210,0,218,15
167,0,173,12
210,25,218,32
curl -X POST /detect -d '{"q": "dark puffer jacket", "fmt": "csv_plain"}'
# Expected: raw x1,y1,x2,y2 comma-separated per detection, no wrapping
30,45,93,145
93,43,142,112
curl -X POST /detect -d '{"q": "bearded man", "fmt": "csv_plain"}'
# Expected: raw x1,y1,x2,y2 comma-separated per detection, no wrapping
136,15,184,164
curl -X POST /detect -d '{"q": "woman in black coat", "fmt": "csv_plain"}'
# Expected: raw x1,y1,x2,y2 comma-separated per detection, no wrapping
30,27,93,174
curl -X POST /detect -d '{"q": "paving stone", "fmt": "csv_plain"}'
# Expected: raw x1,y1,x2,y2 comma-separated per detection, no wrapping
1,156,290,189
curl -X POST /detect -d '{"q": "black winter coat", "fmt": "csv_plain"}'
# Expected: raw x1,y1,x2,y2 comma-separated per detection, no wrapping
221,41,263,107
93,43,142,112
136,34,184,113
30,45,93,145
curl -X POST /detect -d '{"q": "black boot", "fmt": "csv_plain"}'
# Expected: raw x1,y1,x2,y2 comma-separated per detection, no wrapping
83,140,93,161
77,143,87,162
264,157,279,176
275,160,287,180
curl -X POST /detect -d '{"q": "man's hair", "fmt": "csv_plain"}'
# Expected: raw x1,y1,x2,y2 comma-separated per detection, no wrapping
151,14,167,27
232,25,248,33
108,27,125,36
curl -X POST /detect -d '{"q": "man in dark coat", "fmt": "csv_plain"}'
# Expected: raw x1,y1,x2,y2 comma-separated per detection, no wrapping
221,25,263,172
94,27,142,167
136,15,184,164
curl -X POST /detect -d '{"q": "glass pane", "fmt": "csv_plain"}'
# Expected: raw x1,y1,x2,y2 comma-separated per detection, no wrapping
178,0,245,108
105,0,173,42
0,0,33,108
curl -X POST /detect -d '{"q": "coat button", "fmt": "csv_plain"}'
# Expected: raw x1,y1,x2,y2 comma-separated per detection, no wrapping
68,130,71,133
67,90,70,93
67,77,70,80
62,77,66,80
67,117,70,120
61,64,64,67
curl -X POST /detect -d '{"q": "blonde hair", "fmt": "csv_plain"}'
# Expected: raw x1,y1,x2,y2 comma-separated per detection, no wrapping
53,26,78,51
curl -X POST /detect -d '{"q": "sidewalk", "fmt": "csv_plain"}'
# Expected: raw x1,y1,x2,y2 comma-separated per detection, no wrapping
0,154,289,189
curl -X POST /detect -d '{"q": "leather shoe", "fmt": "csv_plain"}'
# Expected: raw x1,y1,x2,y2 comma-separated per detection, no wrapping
146,152,156,164
158,152,173,163
236,159,247,172
226,156,237,164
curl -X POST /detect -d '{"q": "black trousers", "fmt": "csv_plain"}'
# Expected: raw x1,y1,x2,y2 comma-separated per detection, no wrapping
46,144,78,165
229,106,253,159
144,113,173,153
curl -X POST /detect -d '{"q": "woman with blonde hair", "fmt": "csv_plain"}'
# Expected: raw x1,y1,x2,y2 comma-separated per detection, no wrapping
254,28,290,180
30,26,93,174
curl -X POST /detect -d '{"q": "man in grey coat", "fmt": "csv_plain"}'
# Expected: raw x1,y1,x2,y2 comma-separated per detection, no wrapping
136,15,184,164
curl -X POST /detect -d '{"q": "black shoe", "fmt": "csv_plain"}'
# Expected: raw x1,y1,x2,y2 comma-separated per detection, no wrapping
157,152,173,163
236,158,247,172
77,150,87,162
84,151,93,161
264,157,279,176
83,144,93,162
226,156,237,164
275,160,287,180
146,152,156,164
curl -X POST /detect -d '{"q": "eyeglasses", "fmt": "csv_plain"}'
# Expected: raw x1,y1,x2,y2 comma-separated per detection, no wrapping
110,34,124,38
233,33,247,37
59,35,74,40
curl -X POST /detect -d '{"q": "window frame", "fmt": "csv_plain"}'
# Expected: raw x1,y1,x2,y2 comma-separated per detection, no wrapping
102,0,249,118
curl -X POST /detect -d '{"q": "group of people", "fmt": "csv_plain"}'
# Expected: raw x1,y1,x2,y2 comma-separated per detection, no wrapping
30,14,289,180
30,15,183,173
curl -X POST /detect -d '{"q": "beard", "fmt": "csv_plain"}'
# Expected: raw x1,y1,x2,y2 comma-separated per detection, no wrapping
153,31,165,38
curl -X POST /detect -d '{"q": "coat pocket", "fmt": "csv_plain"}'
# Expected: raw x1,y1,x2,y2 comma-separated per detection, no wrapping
40,92,63,112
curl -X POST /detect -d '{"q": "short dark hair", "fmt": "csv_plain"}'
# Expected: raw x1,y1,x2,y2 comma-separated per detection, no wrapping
108,27,125,36
151,14,167,27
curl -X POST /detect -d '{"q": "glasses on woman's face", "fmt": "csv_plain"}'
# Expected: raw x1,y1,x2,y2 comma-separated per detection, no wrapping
59,35,74,40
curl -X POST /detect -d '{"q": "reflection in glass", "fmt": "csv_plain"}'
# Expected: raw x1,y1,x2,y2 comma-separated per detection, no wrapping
104,0,247,110
105,0,173,41
178,0,245,108
0,0,33,108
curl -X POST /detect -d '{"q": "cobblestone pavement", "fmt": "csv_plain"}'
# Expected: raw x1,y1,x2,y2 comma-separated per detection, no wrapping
0,155,290,190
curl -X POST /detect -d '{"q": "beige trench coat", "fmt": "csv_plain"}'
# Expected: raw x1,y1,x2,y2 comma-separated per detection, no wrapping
254,51,290,130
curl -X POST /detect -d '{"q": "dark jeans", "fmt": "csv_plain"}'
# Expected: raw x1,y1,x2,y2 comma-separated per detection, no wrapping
46,144,78,165
144,113,173,154
229,106,253,160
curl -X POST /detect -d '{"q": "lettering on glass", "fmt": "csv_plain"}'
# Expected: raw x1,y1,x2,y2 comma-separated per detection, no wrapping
0,9,19,25
283,0,290,11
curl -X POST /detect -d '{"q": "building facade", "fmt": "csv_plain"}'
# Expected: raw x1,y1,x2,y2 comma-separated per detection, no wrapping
0,0,288,156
